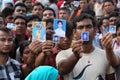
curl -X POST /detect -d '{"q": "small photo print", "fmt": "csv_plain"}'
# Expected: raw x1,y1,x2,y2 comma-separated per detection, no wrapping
54,19,66,37
103,27,109,35
6,23,16,30
109,25,116,34
81,32,89,41
73,1,79,7
32,21,46,42
53,35,60,46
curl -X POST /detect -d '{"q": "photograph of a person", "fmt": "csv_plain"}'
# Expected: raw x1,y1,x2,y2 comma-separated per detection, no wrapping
53,35,60,46
81,32,89,41
32,21,46,42
54,19,66,37
109,25,116,34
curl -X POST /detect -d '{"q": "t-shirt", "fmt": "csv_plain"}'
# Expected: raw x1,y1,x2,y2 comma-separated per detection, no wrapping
114,49,120,80
56,47,114,80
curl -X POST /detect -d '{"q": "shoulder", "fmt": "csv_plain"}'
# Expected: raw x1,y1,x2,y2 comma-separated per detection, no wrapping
56,48,73,64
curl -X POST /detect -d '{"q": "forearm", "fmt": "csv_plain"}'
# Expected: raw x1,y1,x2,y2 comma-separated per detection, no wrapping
69,11,78,21
35,52,46,67
58,54,79,75
106,49,119,67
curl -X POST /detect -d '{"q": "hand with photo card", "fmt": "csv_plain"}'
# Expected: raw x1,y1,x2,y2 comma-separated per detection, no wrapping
73,1,80,7
54,19,66,37
32,21,46,42
6,23,16,30
81,32,89,41
53,35,60,46
109,25,116,34
103,27,109,35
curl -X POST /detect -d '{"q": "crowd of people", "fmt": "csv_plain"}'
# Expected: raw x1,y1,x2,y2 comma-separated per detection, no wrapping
0,0,120,80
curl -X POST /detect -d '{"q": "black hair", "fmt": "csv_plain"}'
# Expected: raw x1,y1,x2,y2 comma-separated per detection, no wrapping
57,20,63,24
19,40,30,56
103,0,114,7
6,2,14,7
0,27,12,34
32,2,44,10
45,18,54,26
14,3,27,12
66,21,74,37
43,7,56,17
81,8,95,17
109,11,119,19
73,13,96,29
59,7,71,14
26,15,42,23
14,14,27,26
1,7,14,18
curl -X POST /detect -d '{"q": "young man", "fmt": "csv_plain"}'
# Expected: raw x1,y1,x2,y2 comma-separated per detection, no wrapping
0,27,24,79
58,7,71,20
1,7,14,25
42,7,56,21
14,3,27,16
56,13,115,80
32,2,44,18
13,15,28,59
103,0,115,17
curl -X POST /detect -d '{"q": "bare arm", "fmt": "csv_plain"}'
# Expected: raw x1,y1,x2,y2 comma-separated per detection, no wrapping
105,73,115,80
58,54,79,75
101,32,120,67
57,40,83,75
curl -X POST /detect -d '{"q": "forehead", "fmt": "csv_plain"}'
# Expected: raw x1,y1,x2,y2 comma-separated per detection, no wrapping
104,2,113,5
43,10,53,14
15,6,26,10
14,18,25,22
76,19,93,26
0,31,12,37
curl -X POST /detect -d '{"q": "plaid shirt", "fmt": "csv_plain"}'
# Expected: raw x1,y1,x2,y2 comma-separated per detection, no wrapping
0,57,23,80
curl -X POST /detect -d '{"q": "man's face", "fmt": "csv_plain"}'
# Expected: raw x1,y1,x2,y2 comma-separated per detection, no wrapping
27,21,32,35
79,0,88,9
74,19,96,44
0,17,5,27
32,5,43,17
14,6,26,16
5,15,14,24
14,18,26,35
59,10,70,20
103,2,115,14
42,10,55,20
109,17,117,26
24,0,32,7
58,36,73,50
0,31,13,54
116,27,120,38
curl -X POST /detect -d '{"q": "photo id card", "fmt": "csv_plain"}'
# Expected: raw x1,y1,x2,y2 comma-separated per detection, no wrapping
6,23,16,30
32,21,46,42
54,19,66,37
53,35,60,46
109,25,116,34
103,27,109,35
81,32,89,41
73,1,79,7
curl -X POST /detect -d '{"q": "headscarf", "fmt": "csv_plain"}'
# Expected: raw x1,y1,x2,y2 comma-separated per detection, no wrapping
25,66,58,80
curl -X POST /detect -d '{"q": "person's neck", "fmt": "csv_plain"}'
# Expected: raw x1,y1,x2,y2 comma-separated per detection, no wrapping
0,54,9,65
16,35,26,42
82,42,95,54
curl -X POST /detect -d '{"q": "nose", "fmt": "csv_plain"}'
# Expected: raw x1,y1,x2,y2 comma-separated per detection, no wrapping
4,40,9,45
82,27,87,32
